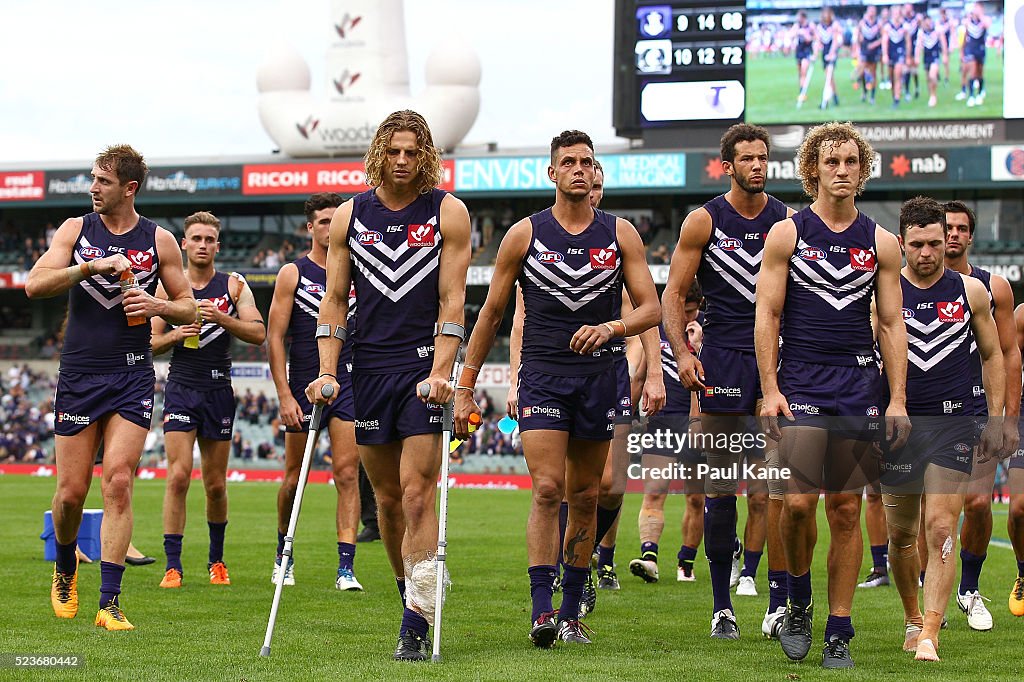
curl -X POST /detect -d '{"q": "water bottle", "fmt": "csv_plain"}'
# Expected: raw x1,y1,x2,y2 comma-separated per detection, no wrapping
183,304,203,349
119,270,146,326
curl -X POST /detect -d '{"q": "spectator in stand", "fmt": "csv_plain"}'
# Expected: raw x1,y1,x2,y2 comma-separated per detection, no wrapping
251,249,266,269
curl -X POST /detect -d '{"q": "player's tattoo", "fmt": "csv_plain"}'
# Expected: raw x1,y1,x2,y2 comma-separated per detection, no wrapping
564,528,589,565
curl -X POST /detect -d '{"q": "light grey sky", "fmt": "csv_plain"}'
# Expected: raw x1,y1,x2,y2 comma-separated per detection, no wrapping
0,0,618,163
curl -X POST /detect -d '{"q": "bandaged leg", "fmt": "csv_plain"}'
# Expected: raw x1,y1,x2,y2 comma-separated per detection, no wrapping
881,490,923,649
403,550,451,625
638,504,665,546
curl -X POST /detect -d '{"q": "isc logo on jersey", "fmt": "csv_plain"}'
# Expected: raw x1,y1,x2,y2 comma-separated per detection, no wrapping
357,231,383,246
717,238,742,251
849,248,876,272
537,251,564,265
936,301,965,323
80,246,104,259
590,248,617,270
408,224,434,247
798,247,826,261
128,249,154,271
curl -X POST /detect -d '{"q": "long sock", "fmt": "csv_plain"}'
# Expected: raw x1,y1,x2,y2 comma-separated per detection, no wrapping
678,544,697,571
705,496,737,613
825,614,854,642
396,577,407,606
400,607,429,638
595,504,621,547
276,531,285,557
56,539,77,575
768,570,788,612
920,569,926,585
959,549,986,594
597,544,615,568
870,544,888,572
740,548,762,578
337,542,355,571
99,561,125,608
979,77,985,93
528,565,557,622
1018,561,1024,578
788,570,812,605
164,533,183,572
641,541,659,559
557,501,569,572
560,565,588,621
208,522,226,565
912,71,919,94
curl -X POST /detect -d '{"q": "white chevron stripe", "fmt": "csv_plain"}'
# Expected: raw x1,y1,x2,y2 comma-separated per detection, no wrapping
712,227,763,267
352,249,441,303
349,232,441,284
198,326,228,349
706,252,757,303
532,237,618,279
795,238,874,279
663,363,681,383
789,259,875,310
907,318,971,356
521,267,618,312
351,216,439,262
908,325,972,371
523,259,619,305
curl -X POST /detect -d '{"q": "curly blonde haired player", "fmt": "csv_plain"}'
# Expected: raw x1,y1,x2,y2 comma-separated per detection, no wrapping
756,122,910,668
306,110,471,662
26,144,197,631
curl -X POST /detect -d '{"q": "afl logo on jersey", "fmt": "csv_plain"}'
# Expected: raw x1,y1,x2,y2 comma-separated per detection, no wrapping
937,301,965,323
717,237,743,251
849,248,876,271
866,406,880,417
407,224,434,248
357,230,383,246
80,246,104,259
901,308,914,320
537,251,564,265
590,248,617,270
798,247,826,261
304,284,325,295
127,249,153,271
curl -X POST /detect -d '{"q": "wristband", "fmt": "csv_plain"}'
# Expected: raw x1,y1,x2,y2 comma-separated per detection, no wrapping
601,322,616,336
319,373,338,381
79,262,91,278
455,385,475,392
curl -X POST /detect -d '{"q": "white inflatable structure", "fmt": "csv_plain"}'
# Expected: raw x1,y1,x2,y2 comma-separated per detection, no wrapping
257,0,481,157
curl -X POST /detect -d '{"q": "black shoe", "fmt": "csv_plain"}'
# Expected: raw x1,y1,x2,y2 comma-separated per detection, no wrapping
821,635,854,669
393,630,431,661
530,610,559,648
711,609,740,640
557,618,593,644
356,525,380,543
579,572,597,617
597,565,620,590
125,554,156,566
779,600,813,661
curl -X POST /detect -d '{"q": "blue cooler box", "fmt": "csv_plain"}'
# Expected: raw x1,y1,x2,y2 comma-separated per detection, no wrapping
41,510,102,561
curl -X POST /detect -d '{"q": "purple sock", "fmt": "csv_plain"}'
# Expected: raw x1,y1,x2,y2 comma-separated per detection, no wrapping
55,539,78,575
704,496,737,613
597,544,615,568
824,614,854,642
396,578,406,606
870,544,888,572
920,570,926,585
208,522,226,565
641,541,659,559
337,542,355,571
400,607,429,638
276,531,285,557
164,533,183,572
559,565,588,621
1018,560,1024,578
557,501,569,572
677,544,697,567
528,565,557,622
959,549,986,594
768,570,788,612
595,504,620,547
788,570,812,605
99,561,125,608
740,549,762,578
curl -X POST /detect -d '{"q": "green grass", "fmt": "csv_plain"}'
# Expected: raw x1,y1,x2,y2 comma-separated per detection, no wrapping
745,52,1004,124
2,476,1022,681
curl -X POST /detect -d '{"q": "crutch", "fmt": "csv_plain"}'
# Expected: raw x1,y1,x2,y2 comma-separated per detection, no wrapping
417,346,463,663
259,383,334,657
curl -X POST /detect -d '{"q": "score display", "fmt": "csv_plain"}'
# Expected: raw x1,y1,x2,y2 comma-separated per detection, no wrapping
630,2,746,125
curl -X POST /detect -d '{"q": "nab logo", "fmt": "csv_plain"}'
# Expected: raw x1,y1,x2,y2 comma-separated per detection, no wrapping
901,308,914,320
304,284,325,295
717,237,742,251
537,251,564,264
408,224,434,247
937,301,965,323
208,295,231,313
866,406,880,417
798,247,826,261
590,248,617,270
849,248,876,272
80,246,104,259
357,230,383,246
127,249,153,271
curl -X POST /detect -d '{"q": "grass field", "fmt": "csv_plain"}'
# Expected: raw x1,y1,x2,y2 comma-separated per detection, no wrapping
745,52,1004,125
2,475,1023,681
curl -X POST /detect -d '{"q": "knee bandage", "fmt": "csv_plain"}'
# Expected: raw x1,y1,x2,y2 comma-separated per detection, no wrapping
403,551,450,622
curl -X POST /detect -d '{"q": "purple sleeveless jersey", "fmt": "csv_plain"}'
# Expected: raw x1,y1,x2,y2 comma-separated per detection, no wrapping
168,271,235,387
288,256,351,383
966,265,994,416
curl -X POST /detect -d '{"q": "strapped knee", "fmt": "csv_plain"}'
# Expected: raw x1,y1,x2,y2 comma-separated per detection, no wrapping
403,551,450,622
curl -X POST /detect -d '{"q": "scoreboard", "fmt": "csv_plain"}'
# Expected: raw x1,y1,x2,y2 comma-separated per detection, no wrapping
616,1,747,134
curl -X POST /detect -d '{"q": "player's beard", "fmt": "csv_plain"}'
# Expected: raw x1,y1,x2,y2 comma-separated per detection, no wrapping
735,173,765,195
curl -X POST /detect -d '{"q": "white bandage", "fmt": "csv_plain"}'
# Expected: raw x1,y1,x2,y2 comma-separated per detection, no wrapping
403,552,451,622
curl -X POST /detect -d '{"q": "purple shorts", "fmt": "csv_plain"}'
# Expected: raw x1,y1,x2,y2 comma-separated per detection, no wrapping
54,369,155,436
778,359,882,440
287,374,353,433
614,355,632,424
517,365,616,441
697,346,761,415
161,380,236,441
351,368,442,445
882,416,975,488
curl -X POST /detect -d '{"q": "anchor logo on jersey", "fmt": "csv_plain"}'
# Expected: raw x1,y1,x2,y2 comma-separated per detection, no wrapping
408,223,434,248
848,248,876,272
589,248,617,270
127,249,153,271
207,295,231,313
936,301,965,323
